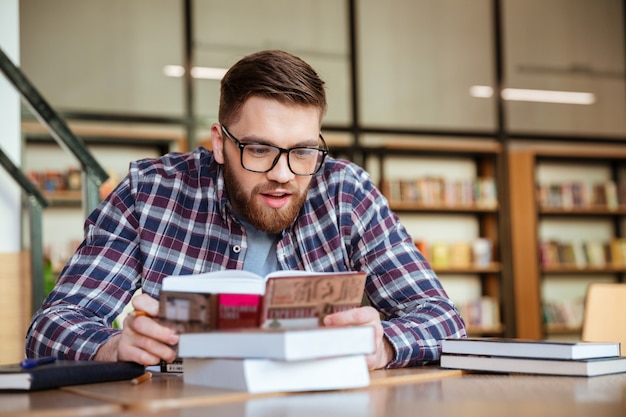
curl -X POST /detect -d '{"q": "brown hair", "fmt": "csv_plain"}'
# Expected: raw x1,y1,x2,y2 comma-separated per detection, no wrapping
218,50,327,126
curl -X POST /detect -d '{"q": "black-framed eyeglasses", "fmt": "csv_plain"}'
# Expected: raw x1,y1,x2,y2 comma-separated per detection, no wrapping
221,125,329,176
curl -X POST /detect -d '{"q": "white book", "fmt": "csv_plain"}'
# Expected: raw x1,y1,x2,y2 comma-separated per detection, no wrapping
441,337,621,360
440,354,626,377
183,355,370,393
178,326,375,360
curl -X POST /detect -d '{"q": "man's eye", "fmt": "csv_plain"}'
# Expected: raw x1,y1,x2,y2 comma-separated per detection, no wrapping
245,145,273,157
292,148,317,159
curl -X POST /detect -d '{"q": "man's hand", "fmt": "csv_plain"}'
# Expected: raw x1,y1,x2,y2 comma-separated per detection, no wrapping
94,293,179,365
322,306,394,370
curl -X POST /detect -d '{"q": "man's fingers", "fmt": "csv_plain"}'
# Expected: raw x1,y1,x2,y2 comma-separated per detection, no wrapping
131,293,160,317
126,314,179,346
125,291,180,364
118,316,178,365
117,339,176,365
323,306,378,326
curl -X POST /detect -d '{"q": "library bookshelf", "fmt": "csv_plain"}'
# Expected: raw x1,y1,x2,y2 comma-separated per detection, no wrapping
361,136,511,336
508,141,626,340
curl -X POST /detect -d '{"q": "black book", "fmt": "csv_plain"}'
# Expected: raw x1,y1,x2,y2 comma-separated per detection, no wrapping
0,360,145,391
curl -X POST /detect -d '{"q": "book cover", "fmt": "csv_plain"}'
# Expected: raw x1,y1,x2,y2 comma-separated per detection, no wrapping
177,325,375,360
0,360,145,391
159,270,366,331
440,354,626,377
260,272,366,328
182,355,370,393
441,337,621,360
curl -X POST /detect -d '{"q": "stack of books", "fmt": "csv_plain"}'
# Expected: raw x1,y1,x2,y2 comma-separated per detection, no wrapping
157,269,373,393
440,337,626,377
179,326,374,393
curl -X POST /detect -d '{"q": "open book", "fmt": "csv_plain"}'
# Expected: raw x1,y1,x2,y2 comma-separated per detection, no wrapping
159,270,367,331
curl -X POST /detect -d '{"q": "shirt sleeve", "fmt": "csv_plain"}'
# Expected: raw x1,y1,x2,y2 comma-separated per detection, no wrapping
340,167,468,368
24,175,142,359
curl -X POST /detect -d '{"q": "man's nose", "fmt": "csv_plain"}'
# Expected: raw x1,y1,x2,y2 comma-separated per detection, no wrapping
266,152,295,183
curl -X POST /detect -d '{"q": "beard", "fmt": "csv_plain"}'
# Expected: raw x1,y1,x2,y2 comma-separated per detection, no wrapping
222,158,309,234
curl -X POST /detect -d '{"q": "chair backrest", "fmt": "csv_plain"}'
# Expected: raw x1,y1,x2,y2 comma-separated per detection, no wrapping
581,282,626,354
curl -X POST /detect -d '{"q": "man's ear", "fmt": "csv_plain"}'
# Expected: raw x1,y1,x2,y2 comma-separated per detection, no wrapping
211,124,225,164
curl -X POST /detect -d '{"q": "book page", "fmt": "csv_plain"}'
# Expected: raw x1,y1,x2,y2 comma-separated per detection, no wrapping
161,270,266,294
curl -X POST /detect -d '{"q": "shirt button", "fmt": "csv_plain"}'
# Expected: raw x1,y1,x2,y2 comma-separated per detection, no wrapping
232,245,241,253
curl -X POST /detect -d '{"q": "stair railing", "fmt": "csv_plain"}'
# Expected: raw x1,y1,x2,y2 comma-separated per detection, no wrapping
0,46,109,312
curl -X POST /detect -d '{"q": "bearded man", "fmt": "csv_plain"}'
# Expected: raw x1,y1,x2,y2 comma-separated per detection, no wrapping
26,50,466,369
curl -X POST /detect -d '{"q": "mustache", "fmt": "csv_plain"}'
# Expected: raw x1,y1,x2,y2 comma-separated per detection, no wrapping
253,182,298,195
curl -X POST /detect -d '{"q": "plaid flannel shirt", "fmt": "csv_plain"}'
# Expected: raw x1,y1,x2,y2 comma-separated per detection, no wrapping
25,147,466,367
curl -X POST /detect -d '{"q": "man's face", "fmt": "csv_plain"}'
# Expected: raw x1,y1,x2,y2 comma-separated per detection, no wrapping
212,96,322,233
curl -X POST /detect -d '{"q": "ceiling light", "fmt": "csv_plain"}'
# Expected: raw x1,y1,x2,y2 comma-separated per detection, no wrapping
501,88,595,105
469,85,494,98
162,65,228,80
191,67,228,80
163,65,185,77
470,85,595,105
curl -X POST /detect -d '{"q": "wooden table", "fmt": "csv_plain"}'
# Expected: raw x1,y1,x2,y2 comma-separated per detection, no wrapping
3,367,626,416
0,389,123,416
56,367,460,411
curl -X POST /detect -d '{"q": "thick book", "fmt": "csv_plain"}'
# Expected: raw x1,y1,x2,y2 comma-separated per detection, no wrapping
177,325,375,360
440,354,626,377
441,337,621,360
183,355,370,393
0,360,145,391
159,270,367,331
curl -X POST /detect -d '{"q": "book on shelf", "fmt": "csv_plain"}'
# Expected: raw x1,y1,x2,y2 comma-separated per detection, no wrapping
542,299,585,330
429,242,450,269
441,338,621,360
449,242,472,268
585,241,608,268
0,360,145,391
471,238,492,268
440,354,626,377
456,297,500,330
159,270,367,331
420,239,493,270
177,325,375,361
539,238,626,269
182,355,370,393
383,176,497,208
537,180,625,210
609,238,626,268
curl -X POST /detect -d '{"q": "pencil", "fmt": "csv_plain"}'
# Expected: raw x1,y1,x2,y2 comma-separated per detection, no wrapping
131,371,152,385
130,310,150,317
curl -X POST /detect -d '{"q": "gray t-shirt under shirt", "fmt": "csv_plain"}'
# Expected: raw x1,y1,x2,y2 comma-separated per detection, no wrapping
239,218,280,276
